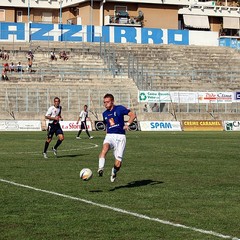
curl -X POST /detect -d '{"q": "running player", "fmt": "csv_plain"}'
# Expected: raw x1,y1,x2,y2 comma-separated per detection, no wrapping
42,97,64,158
97,93,136,182
76,104,93,139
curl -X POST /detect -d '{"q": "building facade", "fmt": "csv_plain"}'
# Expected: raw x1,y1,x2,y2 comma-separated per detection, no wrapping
0,0,239,36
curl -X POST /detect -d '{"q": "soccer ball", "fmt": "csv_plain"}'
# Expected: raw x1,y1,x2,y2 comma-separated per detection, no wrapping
80,168,93,181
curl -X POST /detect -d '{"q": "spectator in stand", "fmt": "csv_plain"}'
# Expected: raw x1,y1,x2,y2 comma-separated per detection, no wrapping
17,62,24,72
50,51,57,61
2,67,9,80
59,51,69,61
9,62,16,72
3,51,9,60
143,104,148,112
27,58,33,72
26,59,36,73
152,103,160,112
0,50,3,59
3,62,10,72
27,50,34,62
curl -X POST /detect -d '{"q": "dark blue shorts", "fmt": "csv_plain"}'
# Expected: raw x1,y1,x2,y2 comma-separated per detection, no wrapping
47,123,63,139
80,121,87,129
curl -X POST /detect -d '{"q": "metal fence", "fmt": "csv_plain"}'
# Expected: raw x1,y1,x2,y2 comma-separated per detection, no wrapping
1,87,240,121
0,87,133,119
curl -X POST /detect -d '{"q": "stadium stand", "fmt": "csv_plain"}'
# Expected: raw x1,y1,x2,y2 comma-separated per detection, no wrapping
0,41,240,122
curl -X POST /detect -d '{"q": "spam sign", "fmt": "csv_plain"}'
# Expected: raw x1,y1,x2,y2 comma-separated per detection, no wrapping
140,121,182,131
182,120,223,131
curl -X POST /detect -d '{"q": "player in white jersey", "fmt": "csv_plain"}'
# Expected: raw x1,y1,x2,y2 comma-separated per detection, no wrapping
42,97,64,158
76,105,93,139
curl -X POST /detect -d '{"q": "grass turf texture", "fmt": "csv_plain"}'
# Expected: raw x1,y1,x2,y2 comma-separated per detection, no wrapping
0,131,239,240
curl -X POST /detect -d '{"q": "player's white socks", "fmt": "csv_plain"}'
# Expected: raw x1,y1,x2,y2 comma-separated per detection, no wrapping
98,157,105,170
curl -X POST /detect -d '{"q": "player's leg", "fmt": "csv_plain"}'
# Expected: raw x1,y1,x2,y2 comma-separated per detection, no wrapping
82,122,93,139
76,128,82,139
83,121,91,138
43,124,53,158
76,122,84,139
43,137,52,158
52,128,64,156
111,160,122,182
85,128,93,139
98,141,111,177
111,135,126,182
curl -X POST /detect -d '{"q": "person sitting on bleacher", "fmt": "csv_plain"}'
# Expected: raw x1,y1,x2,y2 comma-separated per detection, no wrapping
9,62,16,72
2,67,9,80
0,50,3,59
3,62,10,72
26,59,36,73
3,51,9,60
50,51,57,61
17,62,24,72
59,51,68,61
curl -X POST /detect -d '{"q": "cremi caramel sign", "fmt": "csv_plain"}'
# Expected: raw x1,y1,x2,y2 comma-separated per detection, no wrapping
182,120,223,131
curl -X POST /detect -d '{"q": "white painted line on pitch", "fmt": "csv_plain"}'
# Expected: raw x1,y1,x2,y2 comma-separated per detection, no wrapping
0,179,239,240
0,143,99,155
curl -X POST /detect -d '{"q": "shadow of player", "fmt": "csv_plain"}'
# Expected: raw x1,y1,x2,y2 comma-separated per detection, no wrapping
109,179,164,191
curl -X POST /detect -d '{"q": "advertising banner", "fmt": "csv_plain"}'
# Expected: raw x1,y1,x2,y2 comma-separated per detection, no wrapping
138,91,171,103
232,92,240,102
95,121,106,131
0,120,41,131
138,91,233,103
197,92,233,103
171,92,199,103
58,121,92,131
94,121,139,131
224,121,240,131
182,120,223,131
139,121,182,131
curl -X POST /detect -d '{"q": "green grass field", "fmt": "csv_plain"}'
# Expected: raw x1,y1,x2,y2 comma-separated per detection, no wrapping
0,131,240,240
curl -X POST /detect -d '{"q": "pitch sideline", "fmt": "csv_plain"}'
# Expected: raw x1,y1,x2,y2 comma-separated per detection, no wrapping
0,179,239,240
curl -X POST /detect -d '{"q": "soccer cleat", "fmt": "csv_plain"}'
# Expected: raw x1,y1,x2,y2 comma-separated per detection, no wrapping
76,137,81,139
52,147,57,157
43,152,48,159
110,168,117,182
97,168,104,177
89,136,94,139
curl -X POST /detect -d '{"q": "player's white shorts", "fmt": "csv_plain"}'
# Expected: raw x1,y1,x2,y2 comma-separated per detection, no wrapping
103,134,126,161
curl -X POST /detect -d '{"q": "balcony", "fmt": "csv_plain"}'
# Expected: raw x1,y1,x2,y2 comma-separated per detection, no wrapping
104,11,144,27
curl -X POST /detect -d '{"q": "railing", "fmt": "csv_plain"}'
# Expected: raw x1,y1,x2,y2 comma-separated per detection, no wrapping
104,14,143,27
0,87,133,117
1,87,240,117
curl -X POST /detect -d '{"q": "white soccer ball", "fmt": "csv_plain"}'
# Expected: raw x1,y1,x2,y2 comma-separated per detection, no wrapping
80,168,93,181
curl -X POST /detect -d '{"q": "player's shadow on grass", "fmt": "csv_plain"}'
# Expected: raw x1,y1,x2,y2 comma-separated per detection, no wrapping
57,153,88,158
109,179,164,191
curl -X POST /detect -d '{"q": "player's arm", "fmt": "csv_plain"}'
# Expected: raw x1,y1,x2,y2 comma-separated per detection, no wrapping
77,111,83,124
76,116,81,124
124,110,136,130
45,115,60,121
